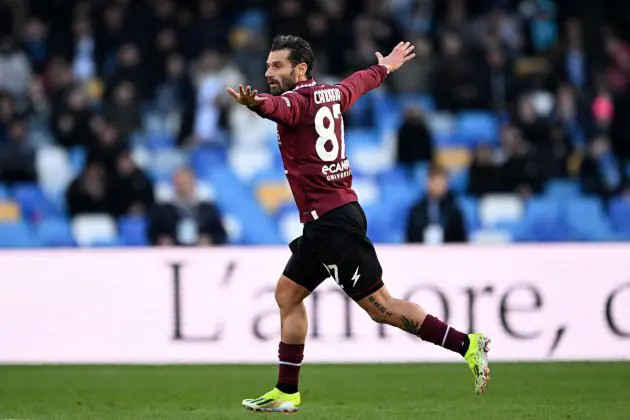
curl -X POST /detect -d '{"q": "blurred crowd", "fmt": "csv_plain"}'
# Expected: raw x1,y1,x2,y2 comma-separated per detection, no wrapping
2,0,630,246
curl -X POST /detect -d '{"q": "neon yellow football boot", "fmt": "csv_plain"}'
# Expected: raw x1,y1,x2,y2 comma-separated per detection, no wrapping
242,387,300,414
464,333,492,394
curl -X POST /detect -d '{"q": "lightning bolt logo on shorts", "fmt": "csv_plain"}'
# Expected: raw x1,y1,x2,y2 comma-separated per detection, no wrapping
351,267,361,287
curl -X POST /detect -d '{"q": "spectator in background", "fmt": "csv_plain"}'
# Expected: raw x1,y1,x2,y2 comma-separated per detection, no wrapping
149,27,180,94
390,36,433,94
579,136,628,200
70,15,97,83
186,0,229,58
109,151,154,217
478,46,516,111
501,124,545,197
396,105,433,169
104,80,141,141
0,91,15,141
86,119,126,176
147,166,227,246
105,43,146,101
154,53,195,144
21,16,49,74
406,164,467,244
0,36,31,99
52,87,96,149
0,118,36,185
66,162,110,217
551,18,592,92
467,144,505,196
433,31,479,112
191,49,243,146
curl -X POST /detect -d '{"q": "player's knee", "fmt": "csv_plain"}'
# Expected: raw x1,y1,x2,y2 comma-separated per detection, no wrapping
275,275,308,311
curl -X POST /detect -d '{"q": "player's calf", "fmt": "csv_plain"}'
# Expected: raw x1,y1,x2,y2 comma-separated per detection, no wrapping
358,286,470,357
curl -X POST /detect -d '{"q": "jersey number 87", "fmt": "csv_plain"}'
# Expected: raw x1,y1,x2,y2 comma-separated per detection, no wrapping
315,104,346,162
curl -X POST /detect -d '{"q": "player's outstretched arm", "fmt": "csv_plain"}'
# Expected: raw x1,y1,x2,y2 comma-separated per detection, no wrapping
226,84,267,109
375,41,416,73
226,84,305,126
337,41,415,112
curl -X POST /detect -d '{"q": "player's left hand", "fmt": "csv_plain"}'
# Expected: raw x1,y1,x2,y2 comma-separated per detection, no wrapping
226,84,267,109
375,41,416,73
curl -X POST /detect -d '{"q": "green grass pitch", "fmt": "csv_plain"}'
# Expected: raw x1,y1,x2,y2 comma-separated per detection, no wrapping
0,363,629,419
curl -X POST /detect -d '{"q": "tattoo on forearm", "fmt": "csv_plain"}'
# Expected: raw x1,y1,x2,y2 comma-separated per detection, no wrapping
400,316,420,334
368,296,393,317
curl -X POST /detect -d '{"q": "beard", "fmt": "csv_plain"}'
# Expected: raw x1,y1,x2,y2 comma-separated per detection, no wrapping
269,69,297,96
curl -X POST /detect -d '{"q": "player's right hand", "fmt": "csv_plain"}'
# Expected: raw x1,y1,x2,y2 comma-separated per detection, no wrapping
375,41,416,73
226,84,267,109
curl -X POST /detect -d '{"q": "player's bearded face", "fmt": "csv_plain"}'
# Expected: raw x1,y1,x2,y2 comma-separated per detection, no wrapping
268,67,297,96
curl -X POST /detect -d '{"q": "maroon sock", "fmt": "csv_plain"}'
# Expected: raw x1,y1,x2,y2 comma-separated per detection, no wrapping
276,342,304,394
417,314,470,356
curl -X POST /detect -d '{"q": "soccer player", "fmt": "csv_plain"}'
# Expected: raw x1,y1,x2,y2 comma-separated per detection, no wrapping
227,35,491,414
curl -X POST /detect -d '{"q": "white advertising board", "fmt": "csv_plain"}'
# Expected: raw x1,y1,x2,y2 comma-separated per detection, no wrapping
0,245,628,363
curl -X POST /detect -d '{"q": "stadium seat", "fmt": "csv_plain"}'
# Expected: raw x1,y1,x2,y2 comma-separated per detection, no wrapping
455,111,499,147
12,183,51,220
0,222,33,248
71,214,118,247
448,169,469,193
191,146,228,178
609,197,630,239
479,194,524,228
35,145,74,193
145,132,176,150
154,180,216,204
150,149,188,182
36,218,75,247
564,197,615,241
458,196,479,231
352,176,381,208
436,148,472,171
544,179,580,199
427,112,456,148
68,147,86,173
397,93,436,113
470,229,512,244
0,201,20,221
228,147,273,182
131,145,151,170
277,206,302,243
350,145,393,176
0,184,8,199
118,216,148,246
222,213,244,244
256,181,293,214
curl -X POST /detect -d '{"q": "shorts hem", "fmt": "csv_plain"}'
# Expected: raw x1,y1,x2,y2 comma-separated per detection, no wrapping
348,278,384,302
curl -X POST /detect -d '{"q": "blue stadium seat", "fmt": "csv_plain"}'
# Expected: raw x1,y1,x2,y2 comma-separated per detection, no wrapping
455,111,499,147
12,183,54,220
544,179,581,199
563,197,615,241
0,222,33,248
449,169,469,193
458,196,480,232
118,216,148,246
146,132,176,150
609,198,630,239
36,218,75,247
345,129,380,153
513,198,565,242
0,183,8,199
191,146,228,178
68,147,86,173
397,93,436,113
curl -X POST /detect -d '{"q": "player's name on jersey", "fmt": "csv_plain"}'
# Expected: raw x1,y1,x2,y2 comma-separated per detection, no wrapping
314,88,341,105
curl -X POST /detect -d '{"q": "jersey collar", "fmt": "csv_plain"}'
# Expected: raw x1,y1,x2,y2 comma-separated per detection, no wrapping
293,80,317,91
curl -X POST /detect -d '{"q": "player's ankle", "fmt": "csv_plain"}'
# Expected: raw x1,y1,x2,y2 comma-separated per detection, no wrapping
276,383,298,394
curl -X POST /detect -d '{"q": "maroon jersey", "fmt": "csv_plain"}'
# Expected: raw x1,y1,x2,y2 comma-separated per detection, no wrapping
252,64,389,223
